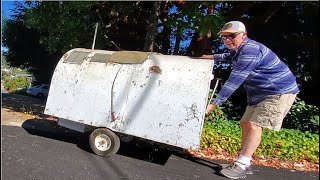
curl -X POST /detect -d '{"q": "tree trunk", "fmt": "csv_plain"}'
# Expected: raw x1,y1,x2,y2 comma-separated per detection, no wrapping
143,1,161,52
173,34,181,55
311,39,319,107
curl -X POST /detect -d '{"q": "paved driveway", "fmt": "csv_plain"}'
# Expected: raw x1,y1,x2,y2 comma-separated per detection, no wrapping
2,126,318,180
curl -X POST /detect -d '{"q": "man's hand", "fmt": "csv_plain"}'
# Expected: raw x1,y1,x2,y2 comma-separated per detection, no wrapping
206,104,217,116
199,55,213,59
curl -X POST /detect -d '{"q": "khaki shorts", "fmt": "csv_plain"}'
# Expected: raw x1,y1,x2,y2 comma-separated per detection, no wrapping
240,94,297,131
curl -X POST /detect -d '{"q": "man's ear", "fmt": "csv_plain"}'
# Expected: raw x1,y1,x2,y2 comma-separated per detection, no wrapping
242,31,247,39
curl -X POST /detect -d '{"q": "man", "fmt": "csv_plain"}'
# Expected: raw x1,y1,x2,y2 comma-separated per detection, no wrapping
200,21,299,179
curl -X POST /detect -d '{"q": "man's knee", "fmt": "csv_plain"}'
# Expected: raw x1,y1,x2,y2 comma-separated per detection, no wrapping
240,121,262,130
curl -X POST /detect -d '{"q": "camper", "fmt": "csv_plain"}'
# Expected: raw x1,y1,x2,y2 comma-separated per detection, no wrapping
44,48,213,156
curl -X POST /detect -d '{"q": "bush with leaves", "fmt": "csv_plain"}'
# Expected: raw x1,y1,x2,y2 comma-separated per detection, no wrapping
1,71,10,82
4,77,30,92
283,99,319,134
257,128,319,163
201,119,319,163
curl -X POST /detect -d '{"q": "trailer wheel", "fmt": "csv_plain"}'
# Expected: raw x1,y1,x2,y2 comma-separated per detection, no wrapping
89,128,120,157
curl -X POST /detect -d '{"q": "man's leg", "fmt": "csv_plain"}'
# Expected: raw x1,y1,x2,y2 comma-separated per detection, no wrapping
230,121,262,174
240,93,296,157
239,106,255,150
221,94,297,179
240,122,249,150
240,121,262,157
220,108,258,179
220,121,262,179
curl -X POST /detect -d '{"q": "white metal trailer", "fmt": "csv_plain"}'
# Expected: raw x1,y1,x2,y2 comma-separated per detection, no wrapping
44,48,213,156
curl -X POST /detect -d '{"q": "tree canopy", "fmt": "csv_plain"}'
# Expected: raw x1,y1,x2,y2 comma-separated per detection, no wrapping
2,1,318,106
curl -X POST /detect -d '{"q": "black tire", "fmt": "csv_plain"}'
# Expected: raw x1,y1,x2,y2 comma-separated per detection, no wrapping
89,128,120,157
37,93,44,99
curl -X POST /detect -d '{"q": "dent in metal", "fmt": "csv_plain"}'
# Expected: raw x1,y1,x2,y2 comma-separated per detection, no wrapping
149,66,161,74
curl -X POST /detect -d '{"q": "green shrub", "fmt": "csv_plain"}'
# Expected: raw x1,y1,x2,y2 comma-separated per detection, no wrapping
206,106,228,122
1,71,10,81
257,128,319,163
201,119,319,163
4,77,30,92
283,100,319,134
201,120,241,154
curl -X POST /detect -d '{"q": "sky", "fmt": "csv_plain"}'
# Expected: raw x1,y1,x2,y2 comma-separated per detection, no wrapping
2,1,16,53
2,1,15,18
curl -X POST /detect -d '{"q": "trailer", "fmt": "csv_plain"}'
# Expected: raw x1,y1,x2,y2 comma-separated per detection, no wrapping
44,48,213,156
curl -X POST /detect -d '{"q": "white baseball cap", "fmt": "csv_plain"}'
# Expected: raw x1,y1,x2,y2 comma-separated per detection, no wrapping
218,21,246,35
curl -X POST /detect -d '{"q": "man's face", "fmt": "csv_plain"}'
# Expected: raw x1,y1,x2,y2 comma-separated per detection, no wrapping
220,32,246,50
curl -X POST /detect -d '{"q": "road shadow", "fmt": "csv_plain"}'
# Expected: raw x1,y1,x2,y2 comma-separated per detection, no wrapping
173,151,225,176
2,92,46,116
21,118,224,173
21,118,173,165
21,118,225,174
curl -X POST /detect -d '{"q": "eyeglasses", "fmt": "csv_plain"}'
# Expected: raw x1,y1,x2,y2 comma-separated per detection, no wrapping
220,32,242,40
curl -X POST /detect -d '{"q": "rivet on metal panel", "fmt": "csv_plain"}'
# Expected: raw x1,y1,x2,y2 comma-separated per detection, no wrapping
149,66,161,74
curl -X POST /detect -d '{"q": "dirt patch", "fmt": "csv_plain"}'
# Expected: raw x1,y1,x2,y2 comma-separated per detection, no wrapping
1,108,36,126
1,93,56,126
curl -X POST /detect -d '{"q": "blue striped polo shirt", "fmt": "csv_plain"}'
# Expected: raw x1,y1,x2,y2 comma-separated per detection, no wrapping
212,37,299,106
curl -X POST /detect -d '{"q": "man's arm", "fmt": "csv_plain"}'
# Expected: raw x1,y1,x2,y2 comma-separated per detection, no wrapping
200,51,236,62
199,54,214,59
211,53,259,106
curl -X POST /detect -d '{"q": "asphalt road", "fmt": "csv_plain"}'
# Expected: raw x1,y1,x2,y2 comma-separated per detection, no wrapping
1,125,318,180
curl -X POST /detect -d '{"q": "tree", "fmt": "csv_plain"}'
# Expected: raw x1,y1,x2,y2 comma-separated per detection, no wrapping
2,2,62,83
24,1,97,52
143,1,161,52
1,55,9,69
3,1,318,108
162,1,225,56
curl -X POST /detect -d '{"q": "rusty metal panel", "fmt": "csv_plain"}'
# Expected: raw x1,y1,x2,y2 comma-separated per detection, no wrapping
63,51,89,64
45,48,213,150
89,53,111,63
